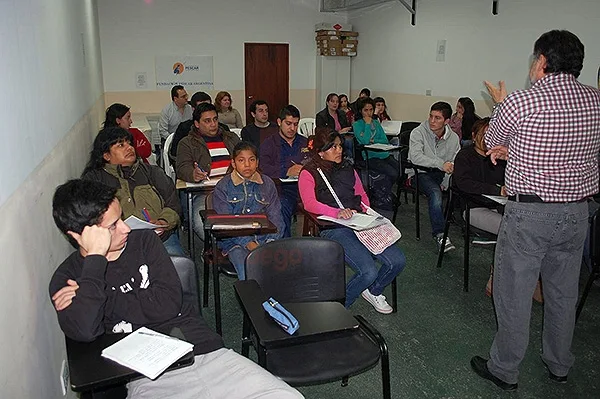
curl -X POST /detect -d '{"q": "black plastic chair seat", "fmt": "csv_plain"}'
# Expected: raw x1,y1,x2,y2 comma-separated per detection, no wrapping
266,330,380,385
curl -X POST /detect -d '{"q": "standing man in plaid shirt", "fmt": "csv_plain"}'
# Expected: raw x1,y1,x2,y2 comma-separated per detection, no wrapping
471,30,600,391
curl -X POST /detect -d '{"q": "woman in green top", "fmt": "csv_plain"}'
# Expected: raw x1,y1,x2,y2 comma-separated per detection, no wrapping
352,97,399,209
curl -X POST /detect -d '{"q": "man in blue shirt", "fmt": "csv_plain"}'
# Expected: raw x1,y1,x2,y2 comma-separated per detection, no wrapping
259,105,309,237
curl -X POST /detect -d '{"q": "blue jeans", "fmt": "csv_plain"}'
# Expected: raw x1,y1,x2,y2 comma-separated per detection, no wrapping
369,156,399,183
320,227,406,307
280,185,298,238
413,170,445,236
163,231,186,256
226,246,251,280
488,201,588,384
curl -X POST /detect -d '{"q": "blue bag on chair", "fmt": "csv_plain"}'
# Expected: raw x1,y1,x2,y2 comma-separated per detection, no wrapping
262,297,299,335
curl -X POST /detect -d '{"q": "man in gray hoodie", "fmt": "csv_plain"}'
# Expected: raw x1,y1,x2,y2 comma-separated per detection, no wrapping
408,101,461,252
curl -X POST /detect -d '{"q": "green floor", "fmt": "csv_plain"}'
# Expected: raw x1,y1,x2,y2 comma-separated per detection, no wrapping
190,202,600,399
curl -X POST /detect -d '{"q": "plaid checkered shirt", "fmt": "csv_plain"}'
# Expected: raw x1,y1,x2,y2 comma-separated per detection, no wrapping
485,73,600,202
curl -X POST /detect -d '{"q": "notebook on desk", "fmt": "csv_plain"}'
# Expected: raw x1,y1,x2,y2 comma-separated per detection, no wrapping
205,214,269,230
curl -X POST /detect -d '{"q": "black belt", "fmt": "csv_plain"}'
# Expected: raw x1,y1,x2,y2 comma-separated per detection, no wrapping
507,194,586,204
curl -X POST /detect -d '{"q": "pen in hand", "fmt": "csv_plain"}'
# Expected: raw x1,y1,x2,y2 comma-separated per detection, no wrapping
141,208,151,222
194,162,209,181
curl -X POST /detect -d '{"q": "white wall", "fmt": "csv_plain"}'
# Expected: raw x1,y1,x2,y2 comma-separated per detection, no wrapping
349,0,600,119
98,0,347,116
0,1,104,398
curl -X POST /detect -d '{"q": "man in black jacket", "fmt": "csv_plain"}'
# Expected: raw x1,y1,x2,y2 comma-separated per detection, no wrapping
49,179,302,398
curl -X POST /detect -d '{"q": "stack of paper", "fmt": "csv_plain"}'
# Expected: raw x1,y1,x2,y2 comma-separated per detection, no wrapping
101,327,194,380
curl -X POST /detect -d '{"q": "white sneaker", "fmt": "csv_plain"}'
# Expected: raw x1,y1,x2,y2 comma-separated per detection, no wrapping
361,289,393,314
436,235,456,253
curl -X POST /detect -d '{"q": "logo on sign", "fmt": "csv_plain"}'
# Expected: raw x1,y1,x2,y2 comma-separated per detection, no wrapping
173,62,184,75
173,62,200,75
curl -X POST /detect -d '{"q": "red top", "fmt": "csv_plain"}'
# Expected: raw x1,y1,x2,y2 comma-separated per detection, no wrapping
129,128,152,163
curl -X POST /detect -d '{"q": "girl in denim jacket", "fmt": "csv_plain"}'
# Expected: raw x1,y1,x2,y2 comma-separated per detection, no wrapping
212,141,285,279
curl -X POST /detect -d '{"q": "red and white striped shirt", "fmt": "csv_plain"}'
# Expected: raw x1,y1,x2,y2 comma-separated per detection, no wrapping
485,73,600,202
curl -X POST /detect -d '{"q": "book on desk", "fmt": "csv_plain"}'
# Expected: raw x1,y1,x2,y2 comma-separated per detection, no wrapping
205,213,269,230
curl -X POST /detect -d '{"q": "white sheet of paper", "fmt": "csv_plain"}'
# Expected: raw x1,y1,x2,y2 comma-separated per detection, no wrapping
317,213,386,231
364,143,401,151
185,178,220,188
482,194,508,205
381,120,403,135
280,177,299,183
101,327,194,380
124,215,163,230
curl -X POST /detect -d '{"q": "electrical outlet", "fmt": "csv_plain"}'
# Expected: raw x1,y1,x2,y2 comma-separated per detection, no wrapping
60,359,69,396
426,89,432,96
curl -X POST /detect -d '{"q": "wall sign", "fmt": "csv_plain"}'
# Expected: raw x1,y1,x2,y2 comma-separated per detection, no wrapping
155,56,214,91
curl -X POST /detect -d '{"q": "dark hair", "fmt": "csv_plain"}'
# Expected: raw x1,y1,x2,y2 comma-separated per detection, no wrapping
104,103,130,128
430,101,453,120
458,97,478,141
249,100,268,114
354,97,375,120
52,179,117,248
232,141,258,159
190,92,211,108
215,91,232,112
533,30,584,78
313,127,342,153
325,93,338,103
373,97,391,120
278,104,300,120
471,117,491,139
83,127,133,175
339,94,348,103
359,88,371,97
193,102,218,122
171,85,184,101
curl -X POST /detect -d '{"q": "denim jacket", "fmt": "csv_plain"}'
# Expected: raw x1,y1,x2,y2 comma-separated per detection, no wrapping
212,171,284,254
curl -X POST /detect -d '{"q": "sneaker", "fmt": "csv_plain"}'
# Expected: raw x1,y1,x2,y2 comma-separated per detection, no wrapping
361,289,393,314
436,235,456,253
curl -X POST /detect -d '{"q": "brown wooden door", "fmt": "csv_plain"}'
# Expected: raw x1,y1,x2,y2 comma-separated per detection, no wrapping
244,43,289,124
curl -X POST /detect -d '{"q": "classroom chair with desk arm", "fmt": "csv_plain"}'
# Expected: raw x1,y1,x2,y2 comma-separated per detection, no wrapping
436,183,500,292
299,205,398,312
235,237,392,399
201,192,278,336
576,207,600,321
65,255,200,399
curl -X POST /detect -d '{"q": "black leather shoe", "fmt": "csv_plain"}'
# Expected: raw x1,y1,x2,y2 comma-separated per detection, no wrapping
543,361,568,383
470,356,518,391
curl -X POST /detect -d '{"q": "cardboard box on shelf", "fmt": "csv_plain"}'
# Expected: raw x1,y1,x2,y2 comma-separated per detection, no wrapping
316,35,342,41
315,30,359,38
315,22,352,31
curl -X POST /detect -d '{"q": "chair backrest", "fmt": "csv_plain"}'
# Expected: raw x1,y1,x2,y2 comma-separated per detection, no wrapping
170,256,200,313
298,118,316,138
245,237,346,303
204,192,214,210
163,133,176,181
399,121,420,147
230,128,242,138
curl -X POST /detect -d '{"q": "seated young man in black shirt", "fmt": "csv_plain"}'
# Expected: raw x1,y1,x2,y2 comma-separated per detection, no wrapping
241,99,279,150
49,179,302,399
